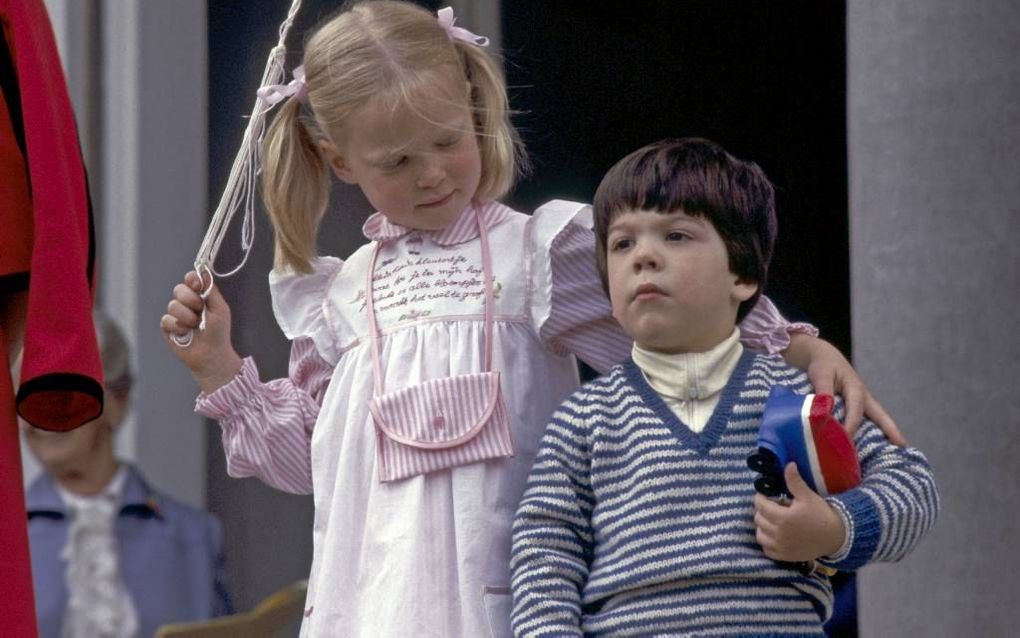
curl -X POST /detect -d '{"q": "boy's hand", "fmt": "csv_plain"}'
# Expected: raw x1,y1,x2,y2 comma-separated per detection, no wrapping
160,270,242,394
784,333,907,446
754,464,846,562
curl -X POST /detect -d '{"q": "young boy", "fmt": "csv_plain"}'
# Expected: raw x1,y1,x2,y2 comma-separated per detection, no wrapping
509,138,938,637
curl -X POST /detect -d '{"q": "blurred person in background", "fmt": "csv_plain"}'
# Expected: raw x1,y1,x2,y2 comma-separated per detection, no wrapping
19,309,233,638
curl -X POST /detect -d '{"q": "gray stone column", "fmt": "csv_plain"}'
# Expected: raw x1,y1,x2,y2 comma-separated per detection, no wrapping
848,2,1020,635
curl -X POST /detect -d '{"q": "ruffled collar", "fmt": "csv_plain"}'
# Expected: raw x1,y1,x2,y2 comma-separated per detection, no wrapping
361,200,513,246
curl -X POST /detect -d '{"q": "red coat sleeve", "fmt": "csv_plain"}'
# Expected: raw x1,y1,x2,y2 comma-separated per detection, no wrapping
1,0,103,432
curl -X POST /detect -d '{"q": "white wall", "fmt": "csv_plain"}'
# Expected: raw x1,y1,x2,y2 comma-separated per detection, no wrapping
848,1,1020,634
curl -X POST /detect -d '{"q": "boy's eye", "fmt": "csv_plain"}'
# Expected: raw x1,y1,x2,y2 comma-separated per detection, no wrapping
610,238,633,251
666,230,691,242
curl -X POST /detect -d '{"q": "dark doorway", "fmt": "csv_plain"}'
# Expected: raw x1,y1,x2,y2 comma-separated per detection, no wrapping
503,1,851,356
501,3,855,635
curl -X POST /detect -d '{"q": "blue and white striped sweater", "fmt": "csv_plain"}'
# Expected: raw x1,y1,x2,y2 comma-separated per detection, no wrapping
511,352,938,637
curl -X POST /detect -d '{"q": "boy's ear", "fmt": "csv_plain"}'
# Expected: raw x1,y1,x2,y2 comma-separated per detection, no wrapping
731,277,759,303
318,140,357,184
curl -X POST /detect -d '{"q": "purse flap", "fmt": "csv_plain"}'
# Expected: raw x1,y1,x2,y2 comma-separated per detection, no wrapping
370,371,502,449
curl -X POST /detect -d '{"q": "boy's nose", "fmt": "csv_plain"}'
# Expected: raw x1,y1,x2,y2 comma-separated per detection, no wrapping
632,243,660,271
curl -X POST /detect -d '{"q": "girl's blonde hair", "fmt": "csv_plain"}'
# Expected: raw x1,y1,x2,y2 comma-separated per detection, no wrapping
261,0,525,273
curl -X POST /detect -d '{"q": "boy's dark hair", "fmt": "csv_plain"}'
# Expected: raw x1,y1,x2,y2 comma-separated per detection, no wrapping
593,137,778,323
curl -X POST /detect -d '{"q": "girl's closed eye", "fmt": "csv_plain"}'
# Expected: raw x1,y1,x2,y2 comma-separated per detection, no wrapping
380,155,408,171
435,134,462,149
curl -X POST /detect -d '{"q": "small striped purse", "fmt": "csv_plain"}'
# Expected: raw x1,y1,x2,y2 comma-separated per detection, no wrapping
370,371,513,482
365,206,514,482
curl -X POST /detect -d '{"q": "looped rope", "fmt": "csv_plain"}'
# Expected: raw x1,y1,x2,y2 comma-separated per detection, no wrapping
175,0,304,347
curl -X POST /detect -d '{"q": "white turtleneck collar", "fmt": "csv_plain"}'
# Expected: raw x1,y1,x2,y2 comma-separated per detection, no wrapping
632,327,743,432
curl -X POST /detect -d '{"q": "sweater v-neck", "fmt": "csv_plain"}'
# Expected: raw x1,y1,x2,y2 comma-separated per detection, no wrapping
623,349,756,454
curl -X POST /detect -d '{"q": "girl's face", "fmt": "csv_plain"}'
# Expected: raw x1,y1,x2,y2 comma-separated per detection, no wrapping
323,72,482,231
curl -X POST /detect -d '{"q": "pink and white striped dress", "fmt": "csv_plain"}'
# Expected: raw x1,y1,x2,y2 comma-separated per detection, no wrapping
196,200,803,638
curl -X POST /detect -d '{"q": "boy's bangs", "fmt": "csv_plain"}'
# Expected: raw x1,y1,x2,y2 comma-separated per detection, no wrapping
600,154,716,223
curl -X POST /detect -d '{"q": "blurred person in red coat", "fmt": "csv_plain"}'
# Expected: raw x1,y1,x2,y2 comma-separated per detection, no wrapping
2,0,104,633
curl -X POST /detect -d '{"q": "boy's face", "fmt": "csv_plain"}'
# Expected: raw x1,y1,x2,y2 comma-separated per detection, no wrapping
606,209,757,354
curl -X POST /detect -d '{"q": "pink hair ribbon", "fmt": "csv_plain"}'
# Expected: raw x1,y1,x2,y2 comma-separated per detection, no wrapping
256,65,307,107
437,7,489,47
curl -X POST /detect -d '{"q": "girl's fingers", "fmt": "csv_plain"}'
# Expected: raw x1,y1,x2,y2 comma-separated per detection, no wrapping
184,270,208,293
160,314,190,337
167,299,201,328
864,394,907,446
810,368,836,397
173,282,206,312
202,282,226,311
841,380,865,439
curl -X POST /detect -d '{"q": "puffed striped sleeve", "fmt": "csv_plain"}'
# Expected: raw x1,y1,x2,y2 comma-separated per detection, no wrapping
739,294,820,354
194,257,343,494
196,337,332,494
510,391,595,637
529,200,630,375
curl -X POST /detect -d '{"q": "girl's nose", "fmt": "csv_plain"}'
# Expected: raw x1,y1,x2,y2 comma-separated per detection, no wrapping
417,160,444,189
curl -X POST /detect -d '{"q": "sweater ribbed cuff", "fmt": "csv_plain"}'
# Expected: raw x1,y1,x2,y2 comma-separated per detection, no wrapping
820,498,853,564
825,488,881,571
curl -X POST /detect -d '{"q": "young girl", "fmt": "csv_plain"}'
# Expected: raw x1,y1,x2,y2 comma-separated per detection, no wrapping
161,2,897,636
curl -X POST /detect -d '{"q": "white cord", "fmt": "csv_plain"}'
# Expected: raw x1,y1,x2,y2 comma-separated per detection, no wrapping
174,0,304,348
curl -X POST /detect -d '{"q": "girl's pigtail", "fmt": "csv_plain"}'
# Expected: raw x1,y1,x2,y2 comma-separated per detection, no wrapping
261,98,331,274
455,42,528,203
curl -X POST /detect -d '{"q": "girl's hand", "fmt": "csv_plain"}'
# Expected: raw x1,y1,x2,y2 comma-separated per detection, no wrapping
783,333,907,446
754,464,846,562
160,271,242,394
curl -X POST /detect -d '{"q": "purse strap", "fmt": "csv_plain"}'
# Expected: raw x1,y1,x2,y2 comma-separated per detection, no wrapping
365,205,495,396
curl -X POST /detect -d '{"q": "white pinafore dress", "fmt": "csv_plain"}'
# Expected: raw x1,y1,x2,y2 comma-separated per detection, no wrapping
268,200,594,637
